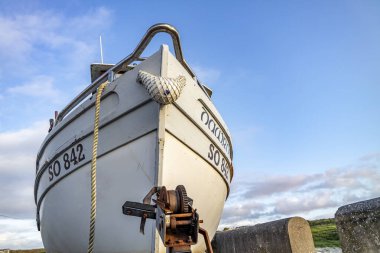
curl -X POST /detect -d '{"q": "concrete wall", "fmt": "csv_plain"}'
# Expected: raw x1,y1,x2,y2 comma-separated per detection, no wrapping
212,217,315,253
335,197,380,253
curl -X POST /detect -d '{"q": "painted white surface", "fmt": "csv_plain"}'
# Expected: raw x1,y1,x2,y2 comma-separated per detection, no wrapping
40,132,157,253
158,133,227,253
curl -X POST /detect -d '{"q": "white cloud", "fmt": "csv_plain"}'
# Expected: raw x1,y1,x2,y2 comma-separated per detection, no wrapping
0,219,43,249
0,7,112,131
0,121,46,156
0,121,46,248
0,7,112,95
0,121,46,217
0,17,32,60
6,75,62,103
242,173,321,198
220,154,380,227
0,7,111,64
273,191,338,215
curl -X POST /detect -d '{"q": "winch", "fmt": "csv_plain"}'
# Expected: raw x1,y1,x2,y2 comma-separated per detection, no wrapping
122,185,213,253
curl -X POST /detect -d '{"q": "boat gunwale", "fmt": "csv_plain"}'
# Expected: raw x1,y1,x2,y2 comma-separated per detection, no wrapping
34,98,154,201
36,92,152,173
35,95,234,203
35,99,234,202
36,89,119,171
35,99,233,205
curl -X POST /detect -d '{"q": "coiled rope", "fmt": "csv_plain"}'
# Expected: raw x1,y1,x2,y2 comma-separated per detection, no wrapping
87,81,108,253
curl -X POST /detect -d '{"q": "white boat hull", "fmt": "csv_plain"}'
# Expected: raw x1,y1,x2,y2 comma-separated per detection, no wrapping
35,45,233,253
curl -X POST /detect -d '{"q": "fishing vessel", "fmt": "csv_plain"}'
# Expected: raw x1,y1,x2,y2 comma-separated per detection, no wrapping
34,24,233,253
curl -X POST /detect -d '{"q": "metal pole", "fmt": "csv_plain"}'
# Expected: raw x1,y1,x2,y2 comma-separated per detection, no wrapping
99,36,104,64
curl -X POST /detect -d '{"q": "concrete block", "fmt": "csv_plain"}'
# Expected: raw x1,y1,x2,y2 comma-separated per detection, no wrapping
212,217,315,253
335,197,380,253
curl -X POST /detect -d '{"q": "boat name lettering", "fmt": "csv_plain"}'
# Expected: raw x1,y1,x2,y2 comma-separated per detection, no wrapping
201,107,230,158
208,143,230,181
48,143,86,182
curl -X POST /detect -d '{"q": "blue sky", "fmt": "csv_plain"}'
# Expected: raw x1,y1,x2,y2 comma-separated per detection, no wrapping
0,0,379,249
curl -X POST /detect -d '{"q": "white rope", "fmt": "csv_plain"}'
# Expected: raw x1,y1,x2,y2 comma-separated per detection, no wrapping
87,81,108,253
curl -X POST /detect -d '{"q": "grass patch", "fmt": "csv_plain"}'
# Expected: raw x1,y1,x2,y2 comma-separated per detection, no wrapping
309,218,341,248
9,250,45,253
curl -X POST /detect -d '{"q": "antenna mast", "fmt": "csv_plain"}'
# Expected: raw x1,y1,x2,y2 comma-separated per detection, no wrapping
99,35,104,64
